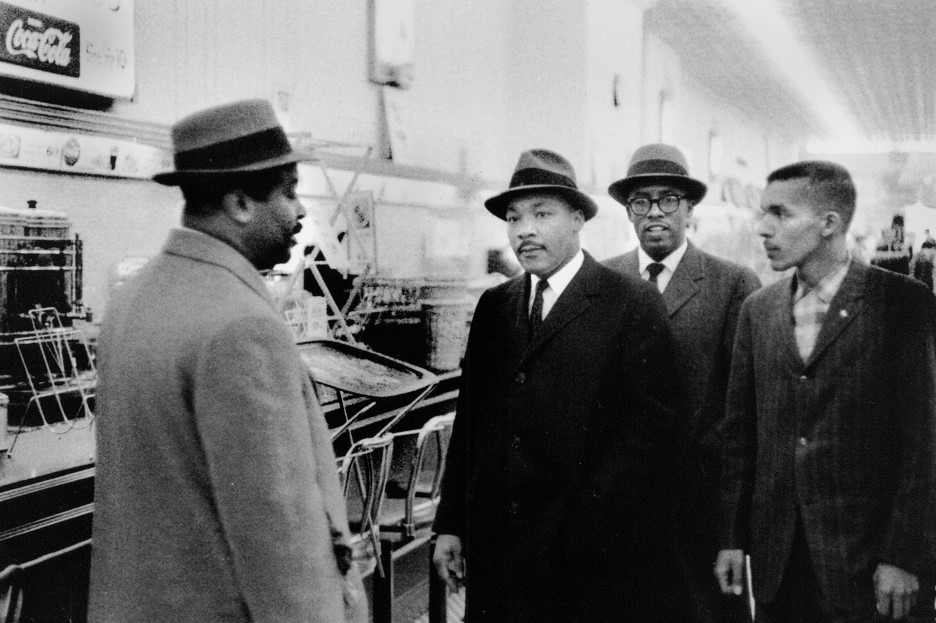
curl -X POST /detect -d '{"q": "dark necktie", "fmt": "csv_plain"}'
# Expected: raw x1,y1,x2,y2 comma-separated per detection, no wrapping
529,279,549,333
647,262,665,288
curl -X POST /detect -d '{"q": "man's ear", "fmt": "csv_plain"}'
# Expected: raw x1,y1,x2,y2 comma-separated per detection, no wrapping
571,208,585,233
221,189,253,225
820,210,842,238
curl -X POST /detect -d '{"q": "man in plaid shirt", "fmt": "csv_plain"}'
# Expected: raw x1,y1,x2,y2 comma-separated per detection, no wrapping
716,160,936,622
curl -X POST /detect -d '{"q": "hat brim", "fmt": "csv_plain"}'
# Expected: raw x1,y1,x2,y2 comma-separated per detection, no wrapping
152,149,319,186
484,184,599,221
608,174,707,206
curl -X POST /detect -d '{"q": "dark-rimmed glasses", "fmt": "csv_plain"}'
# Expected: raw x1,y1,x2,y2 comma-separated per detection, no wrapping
626,194,685,216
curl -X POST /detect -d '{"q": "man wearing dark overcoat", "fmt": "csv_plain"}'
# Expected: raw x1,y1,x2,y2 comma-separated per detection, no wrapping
605,144,760,623
432,148,690,622
716,160,936,622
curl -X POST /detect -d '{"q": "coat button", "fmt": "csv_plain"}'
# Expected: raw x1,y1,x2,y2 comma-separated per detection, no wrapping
799,375,808,383
515,372,526,384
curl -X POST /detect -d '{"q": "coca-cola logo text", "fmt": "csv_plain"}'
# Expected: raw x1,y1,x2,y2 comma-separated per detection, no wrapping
0,3,80,78
6,17,73,67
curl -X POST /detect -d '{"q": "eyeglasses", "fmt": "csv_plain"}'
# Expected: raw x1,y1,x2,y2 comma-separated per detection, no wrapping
626,194,686,216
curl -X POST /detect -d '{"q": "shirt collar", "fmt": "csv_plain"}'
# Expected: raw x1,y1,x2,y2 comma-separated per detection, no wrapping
795,254,852,303
637,238,689,275
531,249,584,298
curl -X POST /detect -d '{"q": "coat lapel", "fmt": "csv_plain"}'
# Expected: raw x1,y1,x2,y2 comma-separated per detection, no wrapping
519,253,599,366
662,243,703,317
804,262,866,369
508,274,533,346
619,250,640,277
771,276,802,369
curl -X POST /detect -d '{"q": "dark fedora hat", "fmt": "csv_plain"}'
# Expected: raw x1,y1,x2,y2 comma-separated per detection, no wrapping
153,99,317,186
484,149,598,221
608,143,707,205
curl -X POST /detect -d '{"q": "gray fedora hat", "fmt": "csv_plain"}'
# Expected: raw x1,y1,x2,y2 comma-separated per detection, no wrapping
153,99,317,186
484,149,598,221
608,143,707,205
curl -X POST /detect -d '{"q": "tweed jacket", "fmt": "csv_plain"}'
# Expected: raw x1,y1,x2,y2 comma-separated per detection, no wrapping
434,252,690,622
720,260,936,612
89,228,364,623
604,242,760,448
605,243,759,621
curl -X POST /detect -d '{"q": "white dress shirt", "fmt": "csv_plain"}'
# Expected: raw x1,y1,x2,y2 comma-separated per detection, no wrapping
637,239,688,293
529,249,585,321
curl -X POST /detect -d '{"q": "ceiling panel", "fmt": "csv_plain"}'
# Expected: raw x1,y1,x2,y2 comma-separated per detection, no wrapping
647,0,936,146
646,0,826,140
781,0,936,143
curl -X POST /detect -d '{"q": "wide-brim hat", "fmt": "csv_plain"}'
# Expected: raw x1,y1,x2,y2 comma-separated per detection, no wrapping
484,149,598,221
153,99,317,186
608,143,707,205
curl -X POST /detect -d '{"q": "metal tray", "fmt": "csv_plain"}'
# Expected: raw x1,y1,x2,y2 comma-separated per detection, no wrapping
296,339,438,398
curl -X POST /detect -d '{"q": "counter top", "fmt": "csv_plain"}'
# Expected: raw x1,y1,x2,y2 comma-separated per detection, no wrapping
0,423,95,491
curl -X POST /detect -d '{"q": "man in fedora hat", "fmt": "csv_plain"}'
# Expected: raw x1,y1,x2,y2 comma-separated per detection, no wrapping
433,148,691,622
89,99,366,623
605,143,760,623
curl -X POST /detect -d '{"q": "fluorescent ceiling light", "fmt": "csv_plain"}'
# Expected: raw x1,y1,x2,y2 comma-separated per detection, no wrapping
719,0,864,143
806,139,936,155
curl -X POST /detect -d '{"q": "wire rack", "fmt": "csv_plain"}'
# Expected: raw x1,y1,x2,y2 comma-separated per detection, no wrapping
11,308,95,436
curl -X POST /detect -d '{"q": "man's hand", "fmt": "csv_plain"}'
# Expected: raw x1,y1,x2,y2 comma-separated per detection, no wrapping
714,549,746,596
433,534,465,593
874,563,919,620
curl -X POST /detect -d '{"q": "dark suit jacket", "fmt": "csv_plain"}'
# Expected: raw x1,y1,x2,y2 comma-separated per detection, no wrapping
604,243,760,450
605,243,759,620
720,260,936,615
434,252,689,622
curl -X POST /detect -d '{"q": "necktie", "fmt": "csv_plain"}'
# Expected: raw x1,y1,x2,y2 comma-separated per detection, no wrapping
529,279,549,333
646,263,665,290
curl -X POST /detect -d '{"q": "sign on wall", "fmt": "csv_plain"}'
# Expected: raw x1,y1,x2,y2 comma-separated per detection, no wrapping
0,121,170,179
0,0,134,99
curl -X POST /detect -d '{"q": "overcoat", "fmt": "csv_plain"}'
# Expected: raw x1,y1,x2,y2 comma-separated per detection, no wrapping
720,260,936,616
605,243,759,620
89,228,365,623
434,252,689,622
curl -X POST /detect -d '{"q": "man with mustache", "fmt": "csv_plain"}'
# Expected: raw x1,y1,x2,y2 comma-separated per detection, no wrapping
89,100,366,623
716,160,936,622
605,143,760,623
432,148,690,621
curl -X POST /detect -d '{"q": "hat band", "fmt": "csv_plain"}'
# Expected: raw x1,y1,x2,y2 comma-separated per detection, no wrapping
627,158,689,177
174,126,293,172
509,167,577,190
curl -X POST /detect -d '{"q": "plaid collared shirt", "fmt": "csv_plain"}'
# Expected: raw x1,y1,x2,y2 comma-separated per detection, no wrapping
793,258,851,361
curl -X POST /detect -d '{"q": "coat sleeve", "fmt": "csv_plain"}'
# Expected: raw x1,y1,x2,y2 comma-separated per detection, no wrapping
877,286,936,575
433,290,492,539
195,315,348,623
720,268,761,371
718,297,758,552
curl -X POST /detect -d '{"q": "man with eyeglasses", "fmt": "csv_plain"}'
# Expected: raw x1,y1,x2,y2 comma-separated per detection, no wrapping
605,143,760,623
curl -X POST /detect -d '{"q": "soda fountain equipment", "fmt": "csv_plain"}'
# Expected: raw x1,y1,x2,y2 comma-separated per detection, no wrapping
0,201,95,433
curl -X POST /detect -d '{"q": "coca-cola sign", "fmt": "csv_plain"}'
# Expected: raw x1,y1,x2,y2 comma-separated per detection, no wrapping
0,2,79,78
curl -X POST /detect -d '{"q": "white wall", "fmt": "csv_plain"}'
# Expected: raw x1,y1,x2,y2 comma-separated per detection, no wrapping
1,0,807,318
